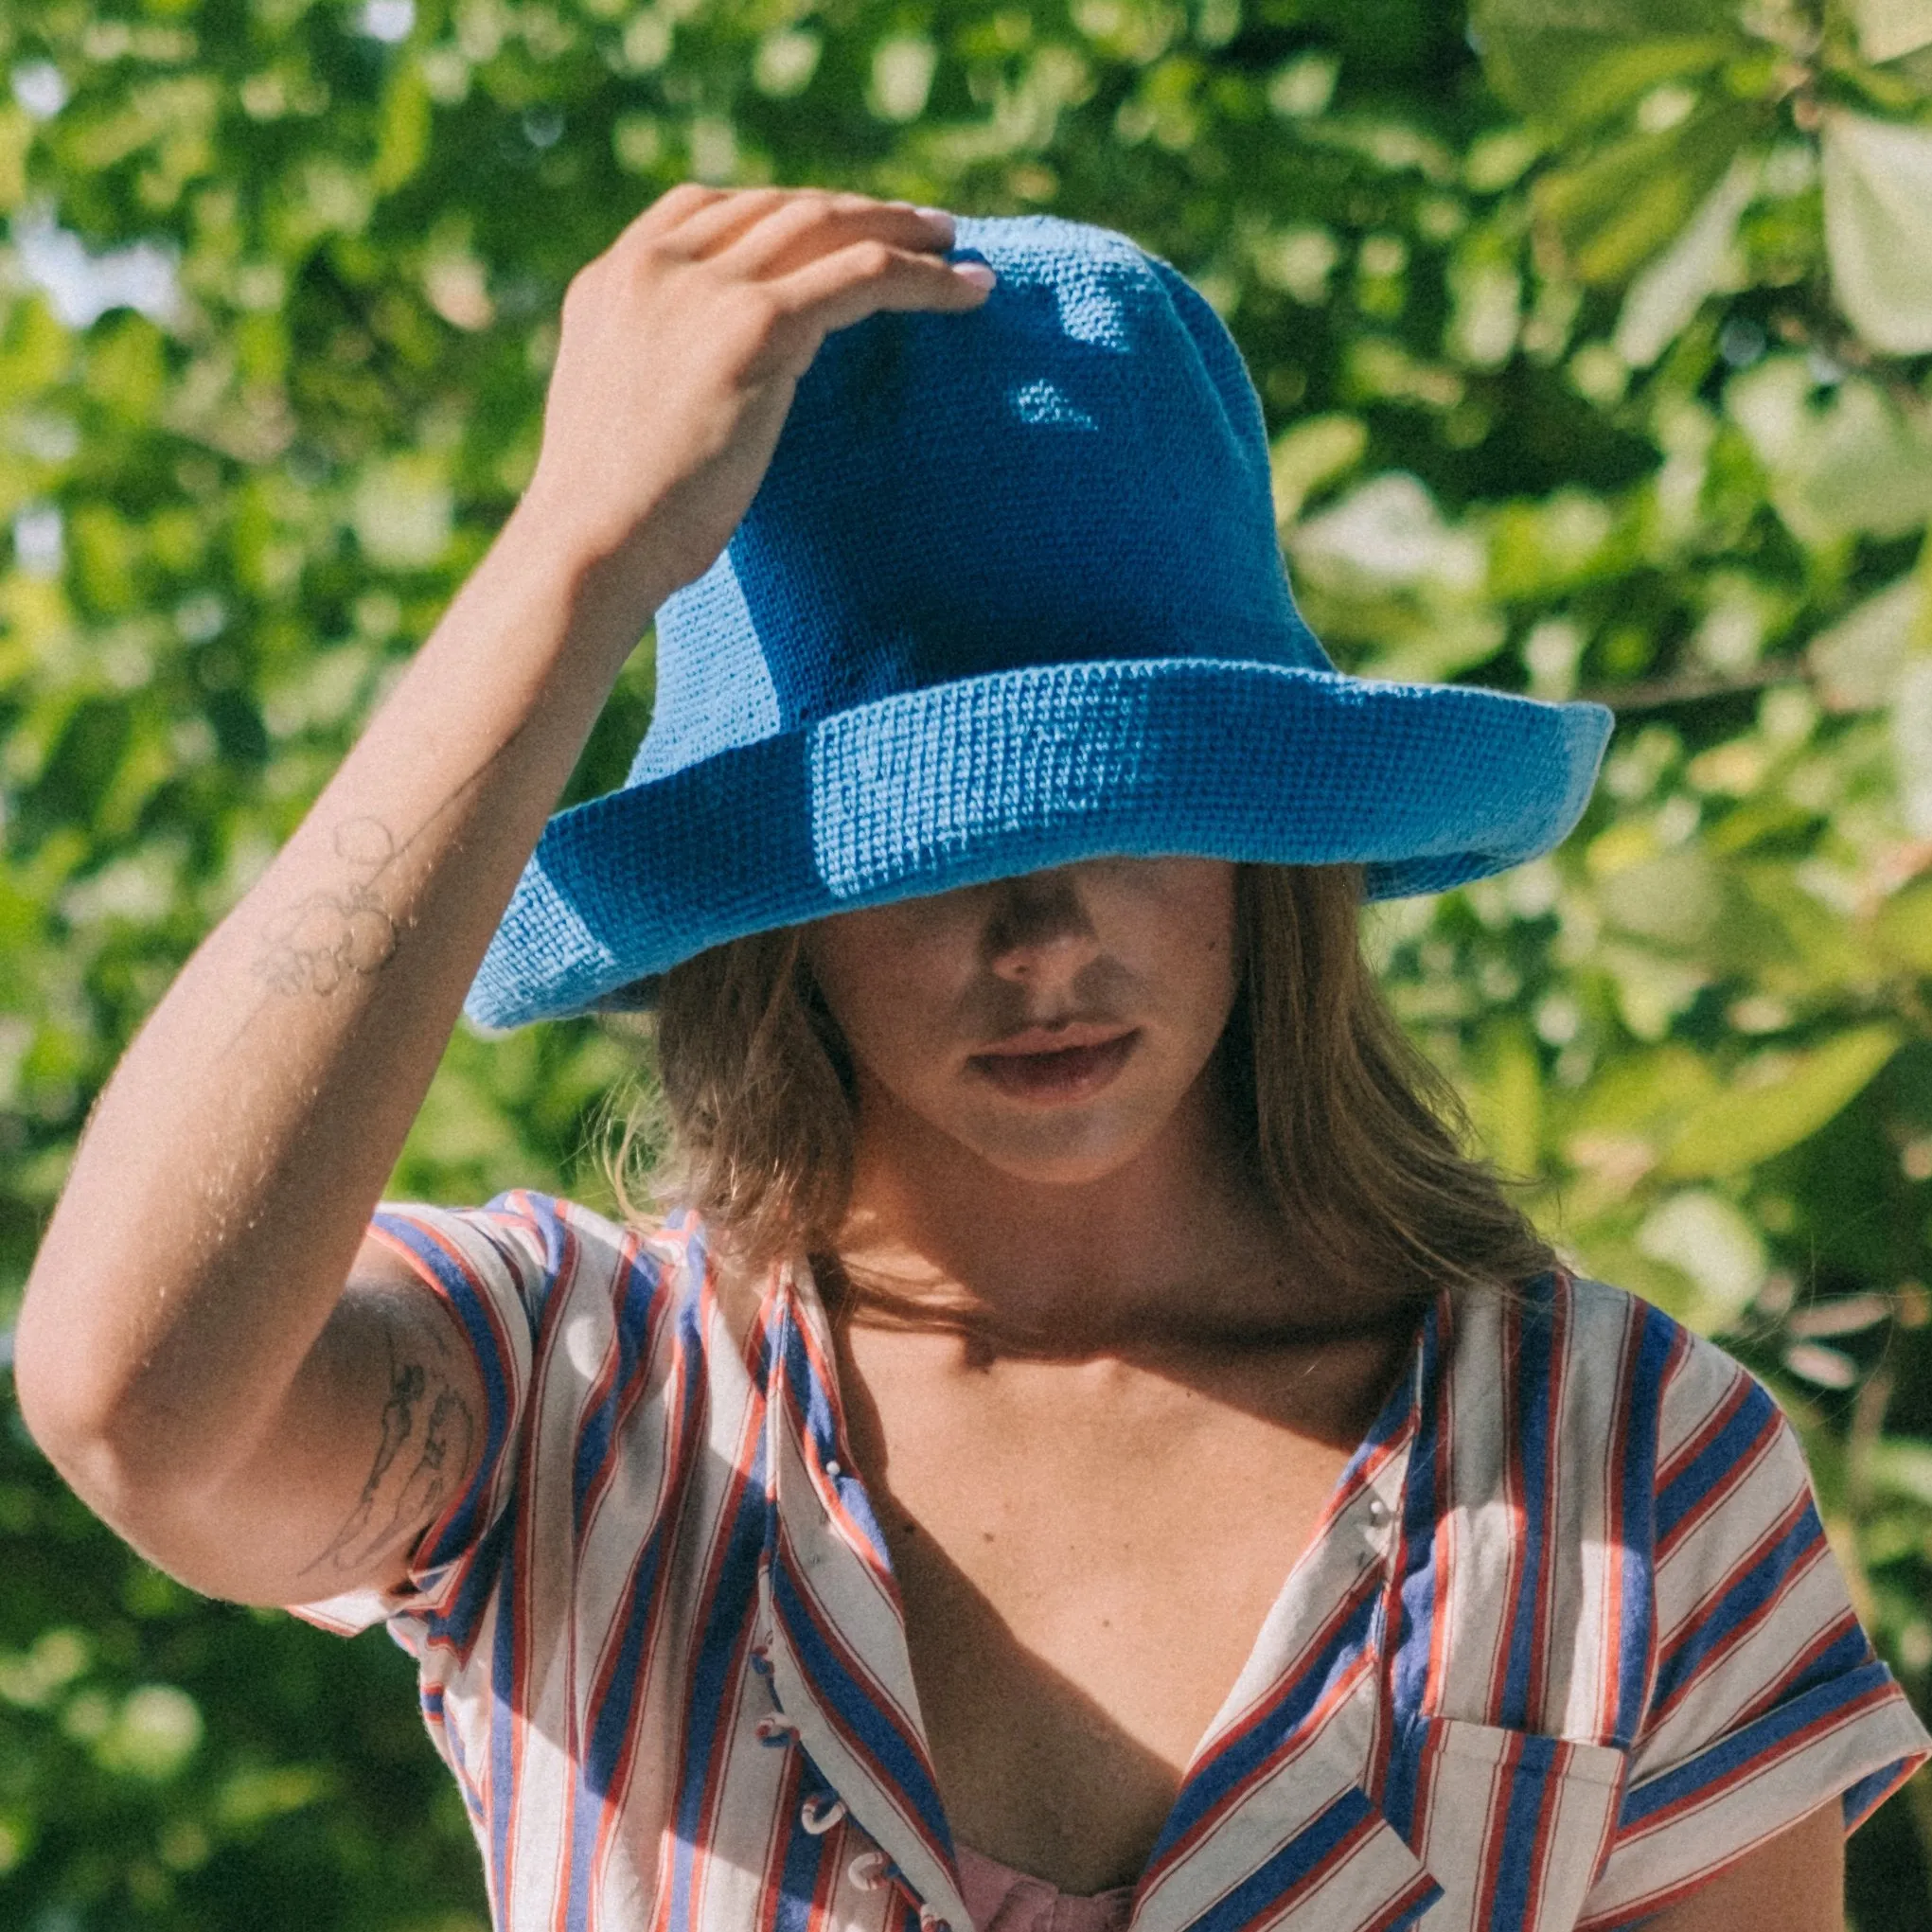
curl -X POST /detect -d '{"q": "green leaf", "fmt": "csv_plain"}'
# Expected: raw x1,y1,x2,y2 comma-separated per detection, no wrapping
1636,1189,1767,1332
1809,573,1924,710
1730,862,1884,992
1535,99,1761,285
1268,415,1367,526
1561,1042,1723,1144
1852,0,1932,64
1897,660,1932,837
1473,0,1738,133
1613,152,1759,364
1822,108,1932,355
1465,1019,1543,1178
1866,1437,1932,1507
371,64,433,195
1596,848,1725,948
349,454,453,570
1876,879,1932,973
1657,1024,1905,1178
0,103,32,211
1728,359,1932,545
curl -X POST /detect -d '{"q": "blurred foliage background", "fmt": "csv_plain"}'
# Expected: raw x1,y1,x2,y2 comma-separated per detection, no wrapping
3,0,1932,1923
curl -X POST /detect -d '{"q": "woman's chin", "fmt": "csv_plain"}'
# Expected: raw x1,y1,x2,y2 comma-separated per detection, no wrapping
942,1099,1167,1190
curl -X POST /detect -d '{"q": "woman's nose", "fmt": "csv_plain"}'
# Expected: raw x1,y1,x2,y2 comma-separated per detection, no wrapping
984,872,1102,984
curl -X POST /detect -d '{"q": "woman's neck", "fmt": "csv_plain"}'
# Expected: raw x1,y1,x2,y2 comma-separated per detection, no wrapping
832,1072,1352,1351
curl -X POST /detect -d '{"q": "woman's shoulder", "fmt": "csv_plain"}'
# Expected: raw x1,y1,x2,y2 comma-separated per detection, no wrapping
374,1187,723,1327
1481,1267,1773,1393
1564,1267,1779,1413
1445,1268,1796,1499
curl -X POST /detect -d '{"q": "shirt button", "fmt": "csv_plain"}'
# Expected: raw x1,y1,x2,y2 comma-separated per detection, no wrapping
848,1851,892,1892
801,1795,848,1835
824,1460,842,1479
1366,1497,1390,1526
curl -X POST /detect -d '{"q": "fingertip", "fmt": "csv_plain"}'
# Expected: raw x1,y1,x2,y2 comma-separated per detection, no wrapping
951,261,997,292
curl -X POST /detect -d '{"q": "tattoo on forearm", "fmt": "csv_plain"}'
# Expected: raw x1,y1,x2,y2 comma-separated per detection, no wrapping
301,1313,477,1580
246,713,536,1004
254,817,403,997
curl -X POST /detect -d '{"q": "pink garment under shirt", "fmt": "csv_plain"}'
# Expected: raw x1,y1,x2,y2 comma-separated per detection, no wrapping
954,1844,1135,1932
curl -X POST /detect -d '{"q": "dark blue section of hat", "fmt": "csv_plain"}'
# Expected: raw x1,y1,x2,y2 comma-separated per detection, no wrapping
626,216,1322,786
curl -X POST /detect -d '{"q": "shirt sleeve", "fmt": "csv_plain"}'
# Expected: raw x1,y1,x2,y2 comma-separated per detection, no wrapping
285,1193,557,1641
1578,1334,1932,1928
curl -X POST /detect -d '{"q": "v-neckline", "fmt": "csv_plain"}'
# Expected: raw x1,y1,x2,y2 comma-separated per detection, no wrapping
756,1259,1445,1929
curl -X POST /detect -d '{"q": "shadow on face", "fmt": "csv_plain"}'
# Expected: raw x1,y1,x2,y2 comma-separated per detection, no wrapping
802,859,1241,1188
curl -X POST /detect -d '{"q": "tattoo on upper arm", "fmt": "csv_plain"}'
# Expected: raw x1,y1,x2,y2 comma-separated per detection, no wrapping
254,818,403,998
300,1302,478,1582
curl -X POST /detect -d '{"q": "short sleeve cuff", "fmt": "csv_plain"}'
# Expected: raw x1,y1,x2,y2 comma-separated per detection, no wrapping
286,1200,543,1638
1578,1663,1932,1930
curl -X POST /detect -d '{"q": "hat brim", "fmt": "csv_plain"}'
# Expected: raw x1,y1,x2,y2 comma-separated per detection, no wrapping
466,658,1611,1027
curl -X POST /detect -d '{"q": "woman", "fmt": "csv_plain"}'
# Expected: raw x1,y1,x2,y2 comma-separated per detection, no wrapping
17,188,1928,1932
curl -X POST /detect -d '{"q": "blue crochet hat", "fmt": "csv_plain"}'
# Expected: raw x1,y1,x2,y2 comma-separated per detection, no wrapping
469,215,1612,1027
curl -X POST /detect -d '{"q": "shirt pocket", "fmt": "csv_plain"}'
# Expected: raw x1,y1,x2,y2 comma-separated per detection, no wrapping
1385,1715,1627,1932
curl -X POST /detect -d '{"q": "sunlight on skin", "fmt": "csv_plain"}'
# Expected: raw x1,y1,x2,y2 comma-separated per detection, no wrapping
805,860,1417,1889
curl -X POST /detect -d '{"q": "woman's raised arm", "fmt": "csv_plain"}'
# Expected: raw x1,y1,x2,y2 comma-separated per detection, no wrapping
12,187,992,1606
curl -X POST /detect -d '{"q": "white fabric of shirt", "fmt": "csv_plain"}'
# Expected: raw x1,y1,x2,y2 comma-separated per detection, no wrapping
294,1193,1931,1932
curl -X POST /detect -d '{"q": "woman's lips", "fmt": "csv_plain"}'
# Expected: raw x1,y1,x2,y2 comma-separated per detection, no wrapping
966,1028,1140,1102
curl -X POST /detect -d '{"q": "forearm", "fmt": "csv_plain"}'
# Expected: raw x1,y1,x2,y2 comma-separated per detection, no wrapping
15,184,984,1583
15,505,664,1512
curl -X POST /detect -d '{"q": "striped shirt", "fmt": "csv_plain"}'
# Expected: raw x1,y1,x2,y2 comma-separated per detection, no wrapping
294,1193,1930,1932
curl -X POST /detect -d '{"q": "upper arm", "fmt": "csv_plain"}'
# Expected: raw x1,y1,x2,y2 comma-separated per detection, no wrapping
141,1234,488,1606
1634,1800,1843,1932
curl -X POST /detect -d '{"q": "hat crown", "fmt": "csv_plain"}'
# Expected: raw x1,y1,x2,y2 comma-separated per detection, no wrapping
628,215,1328,784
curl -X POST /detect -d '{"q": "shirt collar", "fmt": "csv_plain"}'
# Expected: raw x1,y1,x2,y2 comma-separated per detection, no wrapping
754,1258,1447,1932
757,1257,970,1929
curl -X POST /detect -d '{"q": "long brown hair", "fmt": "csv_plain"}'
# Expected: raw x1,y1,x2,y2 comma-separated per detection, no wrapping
606,863,1552,1301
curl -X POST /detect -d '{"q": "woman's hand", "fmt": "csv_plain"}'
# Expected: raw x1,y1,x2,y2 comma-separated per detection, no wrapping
515,186,994,605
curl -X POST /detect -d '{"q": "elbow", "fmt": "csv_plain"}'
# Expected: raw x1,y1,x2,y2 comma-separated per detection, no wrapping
11,1359,243,1602
11,1288,200,1523
13,1351,218,1559
13,1315,136,1507
12,1305,94,1470
11,1303,288,1605
13,1240,122,1474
